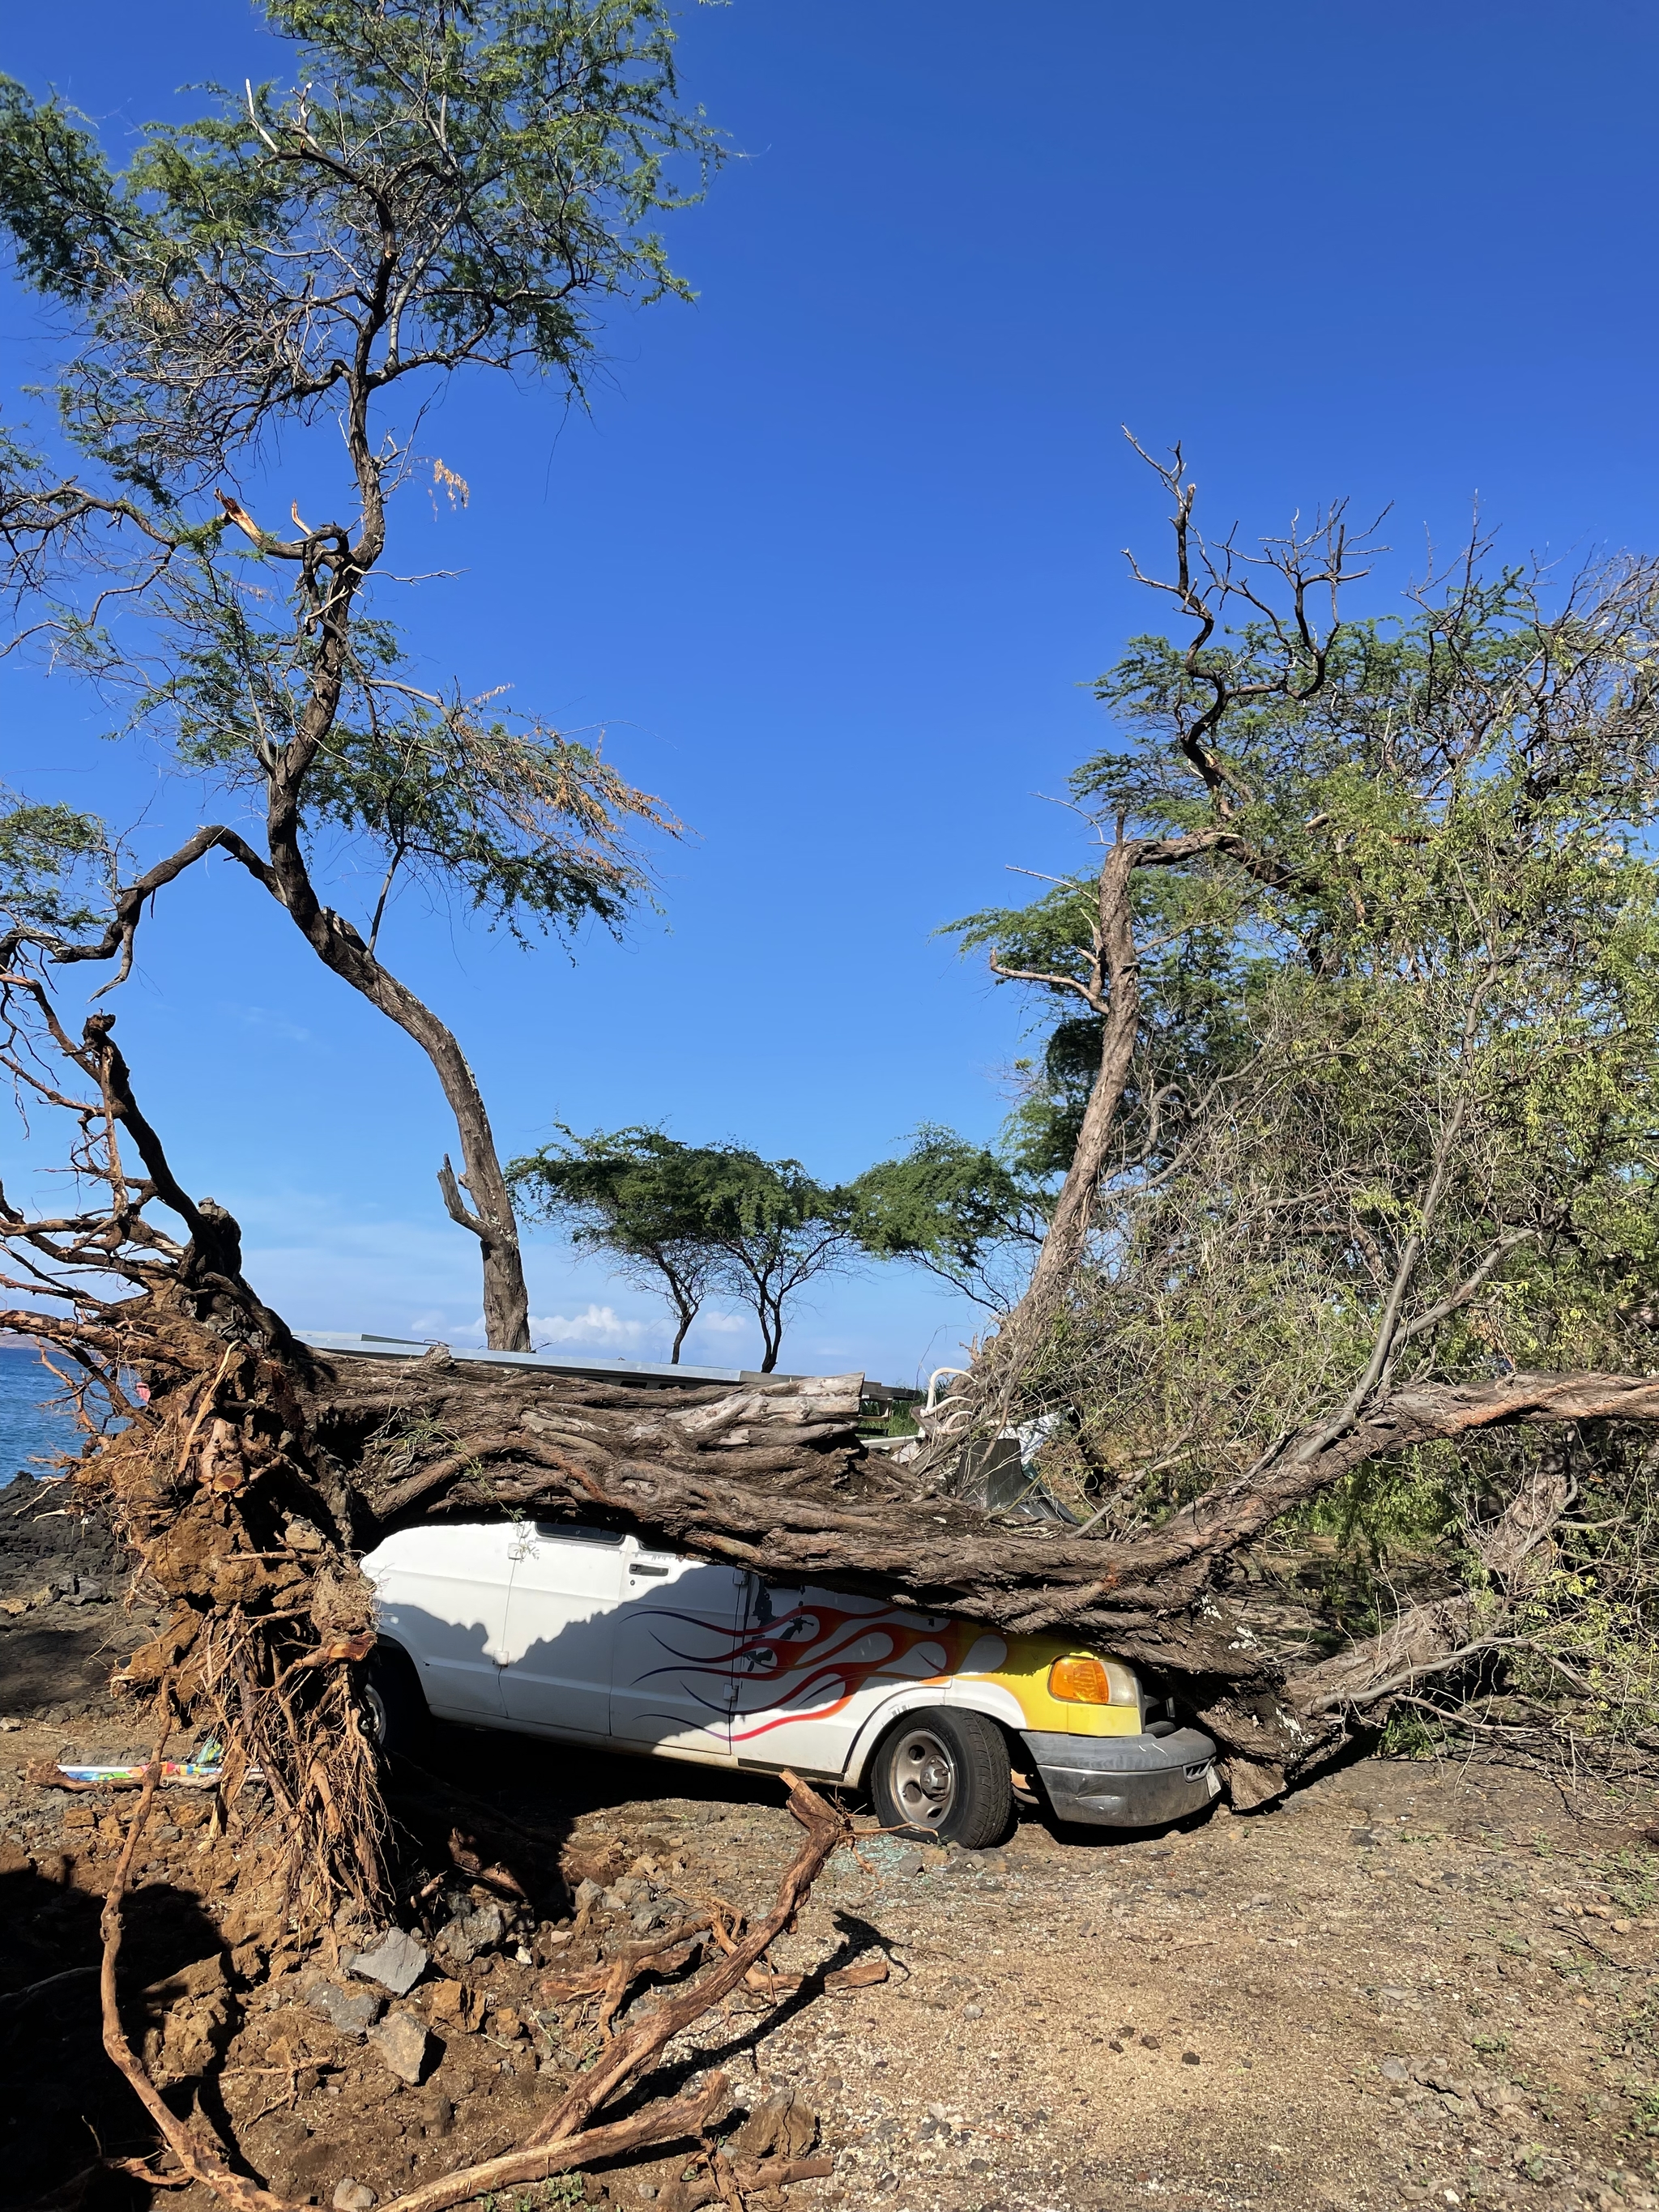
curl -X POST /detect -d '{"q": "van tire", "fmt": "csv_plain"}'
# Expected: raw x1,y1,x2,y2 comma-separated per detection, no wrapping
868,1708,1013,1848
360,1643,429,1765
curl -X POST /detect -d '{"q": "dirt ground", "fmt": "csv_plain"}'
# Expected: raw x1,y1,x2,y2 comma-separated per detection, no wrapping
8,1476,1659,2212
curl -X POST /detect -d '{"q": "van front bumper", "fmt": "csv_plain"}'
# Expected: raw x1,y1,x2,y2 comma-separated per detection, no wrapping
1021,1726,1220,1827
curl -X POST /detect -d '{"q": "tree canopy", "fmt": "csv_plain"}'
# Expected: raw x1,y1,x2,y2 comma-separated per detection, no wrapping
842,1125,1045,1311
946,450,1659,1600
0,0,717,1346
509,1129,858,1371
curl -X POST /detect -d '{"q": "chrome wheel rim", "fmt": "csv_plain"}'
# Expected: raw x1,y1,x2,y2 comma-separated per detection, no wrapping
889,1727,957,1831
362,1678,389,1748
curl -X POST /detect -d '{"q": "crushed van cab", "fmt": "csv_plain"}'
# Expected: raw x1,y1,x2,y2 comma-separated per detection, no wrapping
360,1519,1219,1848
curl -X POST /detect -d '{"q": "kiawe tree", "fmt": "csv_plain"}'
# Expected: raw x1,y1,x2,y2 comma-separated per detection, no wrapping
510,1127,857,1370
506,1124,721,1362
843,1123,1047,1312
922,437,1659,1775
0,0,716,1347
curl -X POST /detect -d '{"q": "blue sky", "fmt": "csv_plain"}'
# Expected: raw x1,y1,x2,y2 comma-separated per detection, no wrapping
3,1,1656,1382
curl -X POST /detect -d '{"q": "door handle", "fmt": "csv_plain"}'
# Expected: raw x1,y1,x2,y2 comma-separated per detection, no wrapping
630,1564,671,1578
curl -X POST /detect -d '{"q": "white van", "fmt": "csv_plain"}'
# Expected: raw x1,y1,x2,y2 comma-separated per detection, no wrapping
360,1517,1219,1848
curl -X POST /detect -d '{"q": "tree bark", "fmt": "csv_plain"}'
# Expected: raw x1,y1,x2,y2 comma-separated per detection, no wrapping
1004,836,1141,1337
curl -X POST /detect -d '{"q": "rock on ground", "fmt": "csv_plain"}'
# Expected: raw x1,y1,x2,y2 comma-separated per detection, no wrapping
351,1926,429,1996
367,2008,431,2086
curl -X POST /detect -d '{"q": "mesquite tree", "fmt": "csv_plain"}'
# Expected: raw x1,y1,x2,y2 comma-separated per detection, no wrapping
952,442,1659,1361
844,1125,1047,1312
0,0,715,1347
510,1127,859,1370
926,442,1659,1770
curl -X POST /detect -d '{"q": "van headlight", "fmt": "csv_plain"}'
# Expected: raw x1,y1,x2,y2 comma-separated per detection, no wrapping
1047,1654,1138,1706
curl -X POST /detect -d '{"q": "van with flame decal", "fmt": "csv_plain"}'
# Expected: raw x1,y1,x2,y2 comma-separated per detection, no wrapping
360,1519,1219,1846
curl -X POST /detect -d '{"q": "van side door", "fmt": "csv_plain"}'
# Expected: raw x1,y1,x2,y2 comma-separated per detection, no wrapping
727,1581,967,1777
364,1521,514,1722
608,1539,748,1762
498,1522,627,1743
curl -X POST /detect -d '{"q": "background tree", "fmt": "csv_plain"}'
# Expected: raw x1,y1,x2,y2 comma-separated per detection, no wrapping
510,1129,856,1370
506,1124,719,1362
0,0,718,1348
843,1123,1046,1311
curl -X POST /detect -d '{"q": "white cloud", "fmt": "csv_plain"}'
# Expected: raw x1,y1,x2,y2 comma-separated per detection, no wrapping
220,1001,316,1046
693,1311,747,1336
530,1305,656,1351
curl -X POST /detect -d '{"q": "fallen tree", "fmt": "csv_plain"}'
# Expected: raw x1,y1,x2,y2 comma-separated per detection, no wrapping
7,976,1658,1858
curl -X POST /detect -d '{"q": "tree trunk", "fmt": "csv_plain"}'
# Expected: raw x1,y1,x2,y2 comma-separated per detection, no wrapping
1004,837,1141,1340
284,918,533,1351
259,770,532,1349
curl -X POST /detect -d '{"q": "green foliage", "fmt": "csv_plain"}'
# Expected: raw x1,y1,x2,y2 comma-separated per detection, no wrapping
509,1128,855,1370
506,1125,721,1361
843,1124,1046,1309
0,0,716,489
955,527,1659,1528
0,0,711,948
138,575,672,944
0,792,112,931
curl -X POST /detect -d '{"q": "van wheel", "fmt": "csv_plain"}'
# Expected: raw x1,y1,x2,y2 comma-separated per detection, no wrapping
360,1645,429,1764
868,1708,1013,1848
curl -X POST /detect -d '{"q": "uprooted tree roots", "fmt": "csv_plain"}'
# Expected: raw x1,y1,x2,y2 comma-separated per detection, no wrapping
10,974,1659,2195
94,1756,848,2212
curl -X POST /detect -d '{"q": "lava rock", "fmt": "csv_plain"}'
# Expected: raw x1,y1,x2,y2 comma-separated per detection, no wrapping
437,1899,505,1963
305,1980,384,2037
352,1927,429,1996
368,2007,431,2085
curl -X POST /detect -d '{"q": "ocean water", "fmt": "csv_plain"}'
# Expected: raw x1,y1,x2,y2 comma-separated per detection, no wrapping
0,1342,104,1481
